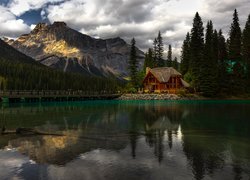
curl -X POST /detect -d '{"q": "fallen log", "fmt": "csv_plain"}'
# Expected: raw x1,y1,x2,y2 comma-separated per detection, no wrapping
1,127,63,136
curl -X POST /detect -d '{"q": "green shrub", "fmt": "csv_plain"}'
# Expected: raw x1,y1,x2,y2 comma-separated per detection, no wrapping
177,88,188,97
127,87,137,94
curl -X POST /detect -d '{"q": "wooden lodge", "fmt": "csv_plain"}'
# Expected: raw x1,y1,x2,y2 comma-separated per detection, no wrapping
143,67,190,94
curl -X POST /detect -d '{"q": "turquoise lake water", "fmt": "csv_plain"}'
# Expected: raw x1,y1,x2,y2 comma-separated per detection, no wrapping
0,100,250,180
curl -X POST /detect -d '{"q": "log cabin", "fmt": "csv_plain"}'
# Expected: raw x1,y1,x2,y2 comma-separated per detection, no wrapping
143,67,190,94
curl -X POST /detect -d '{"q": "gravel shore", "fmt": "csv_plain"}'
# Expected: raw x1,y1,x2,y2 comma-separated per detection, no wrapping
116,94,186,100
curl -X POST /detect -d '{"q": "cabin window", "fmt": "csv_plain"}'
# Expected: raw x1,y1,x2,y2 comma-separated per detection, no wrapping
149,75,155,83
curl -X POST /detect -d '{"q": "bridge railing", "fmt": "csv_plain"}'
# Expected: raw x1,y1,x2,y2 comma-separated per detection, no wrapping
0,90,120,97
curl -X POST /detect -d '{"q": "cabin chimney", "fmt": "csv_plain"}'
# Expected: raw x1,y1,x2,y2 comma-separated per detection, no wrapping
146,67,151,74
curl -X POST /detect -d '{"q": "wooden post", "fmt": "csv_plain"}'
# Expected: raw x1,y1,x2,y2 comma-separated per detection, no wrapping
176,77,177,89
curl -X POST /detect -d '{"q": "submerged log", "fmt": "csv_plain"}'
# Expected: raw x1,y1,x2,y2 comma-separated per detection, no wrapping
1,127,63,136
16,128,36,134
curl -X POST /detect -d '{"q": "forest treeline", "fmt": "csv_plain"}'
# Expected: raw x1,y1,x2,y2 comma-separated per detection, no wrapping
143,32,179,70
0,38,119,92
135,9,250,96
180,9,250,96
0,42,119,93
0,59,119,92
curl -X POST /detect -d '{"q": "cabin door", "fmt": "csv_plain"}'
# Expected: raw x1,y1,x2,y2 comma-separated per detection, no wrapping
152,85,157,92
149,85,154,92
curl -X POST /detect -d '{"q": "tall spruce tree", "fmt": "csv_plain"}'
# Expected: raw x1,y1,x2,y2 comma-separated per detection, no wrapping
144,48,154,71
180,32,191,75
190,12,204,91
156,31,164,67
153,38,158,67
200,21,218,96
212,29,219,91
228,9,242,62
228,9,244,94
148,48,154,68
144,52,149,72
243,14,250,92
167,45,173,67
213,29,219,64
173,57,179,70
129,38,138,88
218,30,229,94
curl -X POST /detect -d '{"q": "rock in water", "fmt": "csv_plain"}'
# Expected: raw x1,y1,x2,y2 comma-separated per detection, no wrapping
7,22,144,78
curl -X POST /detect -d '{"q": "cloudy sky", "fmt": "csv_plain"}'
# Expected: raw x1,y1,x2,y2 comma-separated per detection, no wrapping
0,0,249,57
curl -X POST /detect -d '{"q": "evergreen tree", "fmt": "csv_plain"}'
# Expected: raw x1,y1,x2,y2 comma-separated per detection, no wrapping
143,48,154,71
228,9,242,62
212,29,219,91
243,14,250,92
200,21,218,96
172,57,179,70
212,29,219,64
180,32,191,75
129,38,138,88
190,12,204,91
228,9,244,94
144,52,149,72
166,45,172,67
217,30,229,94
156,31,164,67
153,38,158,67
147,48,154,68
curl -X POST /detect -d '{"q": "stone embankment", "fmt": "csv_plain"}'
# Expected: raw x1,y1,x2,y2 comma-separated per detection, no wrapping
116,94,187,100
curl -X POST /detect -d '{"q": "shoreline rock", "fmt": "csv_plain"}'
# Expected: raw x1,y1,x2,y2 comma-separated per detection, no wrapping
116,94,195,100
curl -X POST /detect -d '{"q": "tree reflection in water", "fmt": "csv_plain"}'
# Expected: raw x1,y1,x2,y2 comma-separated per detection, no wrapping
0,101,249,179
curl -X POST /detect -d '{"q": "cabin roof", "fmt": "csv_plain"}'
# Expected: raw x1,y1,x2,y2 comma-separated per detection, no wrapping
144,67,190,88
180,78,190,88
148,67,181,82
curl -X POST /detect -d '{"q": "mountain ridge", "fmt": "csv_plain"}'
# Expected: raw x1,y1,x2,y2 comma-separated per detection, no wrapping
5,22,144,78
0,38,43,66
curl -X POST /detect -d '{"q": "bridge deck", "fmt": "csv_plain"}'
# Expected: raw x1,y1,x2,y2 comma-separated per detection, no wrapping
0,91,121,102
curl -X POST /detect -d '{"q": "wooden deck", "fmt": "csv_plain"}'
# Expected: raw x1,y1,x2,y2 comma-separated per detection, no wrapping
0,90,121,103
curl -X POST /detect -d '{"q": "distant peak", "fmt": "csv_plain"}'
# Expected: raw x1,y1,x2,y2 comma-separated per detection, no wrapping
32,22,47,33
52,21,67,27
107,36,126,44
34,22,47,29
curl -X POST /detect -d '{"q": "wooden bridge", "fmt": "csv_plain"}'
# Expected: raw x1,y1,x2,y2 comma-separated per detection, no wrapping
0,90,121,103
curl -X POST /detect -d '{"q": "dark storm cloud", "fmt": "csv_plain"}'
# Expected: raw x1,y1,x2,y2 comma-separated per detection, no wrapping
0,0,249,57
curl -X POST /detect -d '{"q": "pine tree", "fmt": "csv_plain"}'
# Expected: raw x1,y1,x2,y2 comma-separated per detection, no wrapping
213,29,219,65
157,31,164,67
212,29,219,91
228,9,244,94
129,38,138,88
166,45,172,67
228,9,242,62
144,52,149,72
200,21,218,96
172,57,178,70
153,38,158,67
147,48,154,68
217,30,229,94
243,14,250,92
143,48,154,71
190,12,204,91
180,32,191,75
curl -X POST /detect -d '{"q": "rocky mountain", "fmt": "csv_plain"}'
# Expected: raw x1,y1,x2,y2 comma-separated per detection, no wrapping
6,22,144,78
0,39,42,66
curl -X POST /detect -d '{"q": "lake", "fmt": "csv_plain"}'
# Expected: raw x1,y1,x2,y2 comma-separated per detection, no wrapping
0,100,250,180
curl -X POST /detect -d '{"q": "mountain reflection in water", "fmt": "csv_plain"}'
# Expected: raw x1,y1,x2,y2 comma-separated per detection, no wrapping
0,100,250,180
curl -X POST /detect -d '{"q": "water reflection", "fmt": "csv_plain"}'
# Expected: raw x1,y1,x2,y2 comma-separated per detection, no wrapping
0,101,250,179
